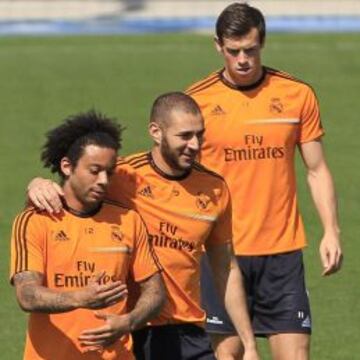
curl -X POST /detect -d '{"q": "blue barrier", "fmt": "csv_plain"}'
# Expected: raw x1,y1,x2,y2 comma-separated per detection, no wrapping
0,16,360,35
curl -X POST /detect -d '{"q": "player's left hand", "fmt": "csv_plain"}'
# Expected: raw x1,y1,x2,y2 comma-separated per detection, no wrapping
319,232,343,276
78,312,131,350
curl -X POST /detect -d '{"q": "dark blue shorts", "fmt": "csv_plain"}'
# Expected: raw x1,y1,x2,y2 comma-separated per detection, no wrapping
201,250,312,337
132,324,216,360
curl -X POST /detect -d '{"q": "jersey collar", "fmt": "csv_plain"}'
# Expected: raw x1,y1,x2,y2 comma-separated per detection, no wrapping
219,66,267,91
148,152,191,181
62,199,103,218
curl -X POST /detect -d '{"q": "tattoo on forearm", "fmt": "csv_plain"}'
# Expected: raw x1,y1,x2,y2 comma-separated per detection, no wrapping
13,271,43,285
14,271,77,313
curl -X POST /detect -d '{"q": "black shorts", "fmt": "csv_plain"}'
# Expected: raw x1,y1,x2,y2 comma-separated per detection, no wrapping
132,324,216,360
201,250,311,337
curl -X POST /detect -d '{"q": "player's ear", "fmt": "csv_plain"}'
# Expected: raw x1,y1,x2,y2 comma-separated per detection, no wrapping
60,157,73,177
214,36,223,54
148,122,162,145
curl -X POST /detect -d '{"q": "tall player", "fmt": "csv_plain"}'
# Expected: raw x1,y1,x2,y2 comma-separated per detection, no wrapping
10,111,164,360
186,3,343,360
27,93,259,360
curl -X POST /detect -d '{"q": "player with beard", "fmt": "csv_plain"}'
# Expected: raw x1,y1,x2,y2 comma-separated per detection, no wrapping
27,92,259,360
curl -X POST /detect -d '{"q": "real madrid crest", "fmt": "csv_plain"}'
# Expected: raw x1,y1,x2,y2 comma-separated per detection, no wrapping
111,226,123,243
196,192,211,211
269,97,283,114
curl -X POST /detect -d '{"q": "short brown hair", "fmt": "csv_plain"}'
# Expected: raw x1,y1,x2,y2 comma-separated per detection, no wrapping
216,3,266,45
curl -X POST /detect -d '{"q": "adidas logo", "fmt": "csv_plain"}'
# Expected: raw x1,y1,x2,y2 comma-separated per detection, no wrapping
138,185,153,198
54,230,70,241
210,105,226,116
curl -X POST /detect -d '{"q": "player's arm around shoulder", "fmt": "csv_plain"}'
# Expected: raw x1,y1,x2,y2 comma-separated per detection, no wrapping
26,158,137,213
299,139,343,276
27,177,64,214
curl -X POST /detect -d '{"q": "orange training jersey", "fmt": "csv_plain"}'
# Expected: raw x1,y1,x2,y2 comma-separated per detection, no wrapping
187,67,324,256
10,202,159,360
107,152,232,326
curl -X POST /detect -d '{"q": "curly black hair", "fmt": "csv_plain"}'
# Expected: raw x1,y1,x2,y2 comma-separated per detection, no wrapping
41,110,124,177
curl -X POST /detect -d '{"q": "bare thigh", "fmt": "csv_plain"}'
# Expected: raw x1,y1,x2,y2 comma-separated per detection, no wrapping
268,333,310,360
209,334,244,360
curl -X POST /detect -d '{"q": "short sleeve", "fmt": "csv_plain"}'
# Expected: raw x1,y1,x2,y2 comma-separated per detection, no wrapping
130,213,161,282
205,182,233,246
106,160,137,207
10,209,46,284
299,86,325,143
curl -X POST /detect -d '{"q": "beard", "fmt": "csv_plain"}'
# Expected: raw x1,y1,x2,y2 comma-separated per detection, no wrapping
160,138,190,173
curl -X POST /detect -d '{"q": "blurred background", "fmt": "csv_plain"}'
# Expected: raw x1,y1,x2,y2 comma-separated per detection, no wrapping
0,1,359,359
1,0,360,34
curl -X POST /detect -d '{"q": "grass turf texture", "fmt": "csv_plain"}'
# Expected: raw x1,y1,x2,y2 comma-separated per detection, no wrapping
0,33,359,359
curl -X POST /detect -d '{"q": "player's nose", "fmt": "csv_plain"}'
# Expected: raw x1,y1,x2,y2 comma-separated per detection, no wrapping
187,135,200,152
97,171,109,186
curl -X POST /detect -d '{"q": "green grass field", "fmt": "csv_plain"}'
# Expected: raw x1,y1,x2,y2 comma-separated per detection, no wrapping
0,33,359,359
